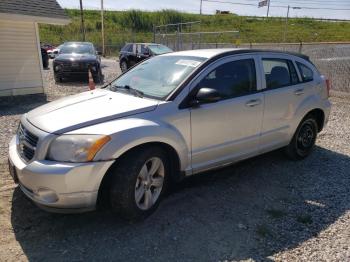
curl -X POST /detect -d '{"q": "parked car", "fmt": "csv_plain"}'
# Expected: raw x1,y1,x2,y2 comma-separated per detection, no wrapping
119,43,172,72
53,42,102,83
47,44,63,59
8,49,331,220
40,47,49,69
41,43,55,52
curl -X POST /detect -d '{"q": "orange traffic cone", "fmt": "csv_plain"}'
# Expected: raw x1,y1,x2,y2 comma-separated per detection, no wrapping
88,66,95,90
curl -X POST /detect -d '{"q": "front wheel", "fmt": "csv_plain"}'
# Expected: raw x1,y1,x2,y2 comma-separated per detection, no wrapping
120,60,128,73
109,147,169,221
285,116,318,160
93,68,103,84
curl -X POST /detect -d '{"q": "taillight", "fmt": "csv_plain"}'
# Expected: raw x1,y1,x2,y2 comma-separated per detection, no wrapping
325,78,331,97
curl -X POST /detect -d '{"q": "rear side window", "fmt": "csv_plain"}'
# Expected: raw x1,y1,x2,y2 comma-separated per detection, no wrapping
197,59,257,100
296,62,314,82
263,59,299,89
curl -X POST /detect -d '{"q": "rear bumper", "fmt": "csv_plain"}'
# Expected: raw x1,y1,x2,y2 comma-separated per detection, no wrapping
322,99,332,129
8,136,114,213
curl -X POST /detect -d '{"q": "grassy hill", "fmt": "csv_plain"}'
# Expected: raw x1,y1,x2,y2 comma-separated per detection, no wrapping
39,9,350,54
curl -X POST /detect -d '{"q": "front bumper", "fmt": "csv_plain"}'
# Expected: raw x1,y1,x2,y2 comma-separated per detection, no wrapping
8,136,114,213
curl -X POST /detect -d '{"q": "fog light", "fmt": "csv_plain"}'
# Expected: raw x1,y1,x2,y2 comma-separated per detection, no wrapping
91,66,96,71
35,188,58,203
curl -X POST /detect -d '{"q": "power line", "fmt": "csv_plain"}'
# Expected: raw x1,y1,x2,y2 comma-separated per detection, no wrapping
202,0,350,11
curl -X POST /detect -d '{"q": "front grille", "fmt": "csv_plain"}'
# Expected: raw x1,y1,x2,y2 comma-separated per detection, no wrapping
17,123,38,162
61,62,90,72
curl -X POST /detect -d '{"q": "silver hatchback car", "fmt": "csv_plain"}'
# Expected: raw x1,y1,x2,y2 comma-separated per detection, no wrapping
8,49,331,220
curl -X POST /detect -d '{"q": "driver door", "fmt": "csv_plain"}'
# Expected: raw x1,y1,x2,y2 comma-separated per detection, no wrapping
190,55,264,173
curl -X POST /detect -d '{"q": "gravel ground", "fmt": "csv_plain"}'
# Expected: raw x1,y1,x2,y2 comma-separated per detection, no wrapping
0,60,350,261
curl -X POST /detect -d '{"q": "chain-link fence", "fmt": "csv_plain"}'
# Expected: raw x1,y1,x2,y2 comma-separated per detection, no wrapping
200,42,350,93
154,32,350,93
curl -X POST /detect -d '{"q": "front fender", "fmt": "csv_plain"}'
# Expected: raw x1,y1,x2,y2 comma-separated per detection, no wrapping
92,118,190,171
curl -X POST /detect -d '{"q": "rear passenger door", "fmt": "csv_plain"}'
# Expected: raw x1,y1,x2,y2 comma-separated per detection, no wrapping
259,55,306,152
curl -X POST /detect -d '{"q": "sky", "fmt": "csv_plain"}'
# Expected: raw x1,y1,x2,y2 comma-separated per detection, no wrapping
57,0,350,20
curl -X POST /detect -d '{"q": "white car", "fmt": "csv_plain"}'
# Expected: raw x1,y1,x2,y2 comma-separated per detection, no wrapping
8,49,331,220
47,44,63,59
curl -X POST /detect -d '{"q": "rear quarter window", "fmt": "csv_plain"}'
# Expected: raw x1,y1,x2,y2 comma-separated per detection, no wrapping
296,61,314,82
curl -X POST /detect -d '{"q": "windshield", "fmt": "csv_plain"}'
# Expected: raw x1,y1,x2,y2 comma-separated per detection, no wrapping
60,44,94,54
109,55,206,100
148,45,173,55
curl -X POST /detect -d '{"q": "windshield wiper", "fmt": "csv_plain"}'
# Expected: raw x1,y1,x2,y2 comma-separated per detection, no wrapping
110,85,144,98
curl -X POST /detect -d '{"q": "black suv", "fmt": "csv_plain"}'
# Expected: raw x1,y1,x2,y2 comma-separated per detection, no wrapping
53,42,103,83
119,43,172,72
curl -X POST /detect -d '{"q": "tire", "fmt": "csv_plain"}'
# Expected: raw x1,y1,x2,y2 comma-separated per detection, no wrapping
120,60,128,73
93,69,103,84
54,75,62,83
109,146,169,221
285,115,318,160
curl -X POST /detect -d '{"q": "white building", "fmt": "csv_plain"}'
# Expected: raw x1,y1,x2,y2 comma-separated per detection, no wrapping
0,0,70,96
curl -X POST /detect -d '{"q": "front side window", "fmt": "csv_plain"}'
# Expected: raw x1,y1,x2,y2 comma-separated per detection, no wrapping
263,59,299,89
110,55,206,100
296,62,314,82
197,59,257,100
122,44,132,52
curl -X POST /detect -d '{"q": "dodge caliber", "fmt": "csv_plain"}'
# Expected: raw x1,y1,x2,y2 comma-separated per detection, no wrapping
8,49,331,220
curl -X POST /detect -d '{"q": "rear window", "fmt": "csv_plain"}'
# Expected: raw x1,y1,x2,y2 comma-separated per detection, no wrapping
296,62,314,82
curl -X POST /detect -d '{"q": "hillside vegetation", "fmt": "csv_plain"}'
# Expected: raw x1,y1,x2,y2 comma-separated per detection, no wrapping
39,9,350,54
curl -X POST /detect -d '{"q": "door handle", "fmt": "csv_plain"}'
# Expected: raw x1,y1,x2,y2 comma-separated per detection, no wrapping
245,99,261,107
294,89,304,96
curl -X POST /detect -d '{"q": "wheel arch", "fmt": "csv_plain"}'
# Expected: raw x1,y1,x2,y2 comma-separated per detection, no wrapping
301,108,325,132
96,141,183,208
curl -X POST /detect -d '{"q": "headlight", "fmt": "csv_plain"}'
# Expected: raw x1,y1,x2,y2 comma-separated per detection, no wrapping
47,135,111,162
54,65,61,71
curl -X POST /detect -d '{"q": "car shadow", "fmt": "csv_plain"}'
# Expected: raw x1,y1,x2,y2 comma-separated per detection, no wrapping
0,94,48,116
10,146,350,261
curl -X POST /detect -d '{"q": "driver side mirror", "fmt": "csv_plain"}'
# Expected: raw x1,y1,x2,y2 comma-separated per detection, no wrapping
191,87,221,107
96,51,102,55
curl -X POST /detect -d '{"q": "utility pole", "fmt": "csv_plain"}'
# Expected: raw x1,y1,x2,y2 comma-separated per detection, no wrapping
101,0,105,56
79,0,86,41
283,5,290,42
266,0,270,18
283,6,301,42
200,0,203,15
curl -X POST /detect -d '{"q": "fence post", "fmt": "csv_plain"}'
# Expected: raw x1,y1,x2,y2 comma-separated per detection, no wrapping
153,25,156,43
199,33,201,49
299,41,303,53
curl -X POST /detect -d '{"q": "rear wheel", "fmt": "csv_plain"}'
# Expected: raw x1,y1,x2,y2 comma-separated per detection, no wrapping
285,115,318,160
109,147,169,221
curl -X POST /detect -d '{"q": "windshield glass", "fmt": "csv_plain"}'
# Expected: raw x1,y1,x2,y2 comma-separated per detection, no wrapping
60,44,94,54
109,55,206,100
148,45,173,55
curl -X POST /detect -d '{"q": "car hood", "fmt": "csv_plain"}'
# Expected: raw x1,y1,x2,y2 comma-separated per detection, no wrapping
55,53,97,62
26,89,159,134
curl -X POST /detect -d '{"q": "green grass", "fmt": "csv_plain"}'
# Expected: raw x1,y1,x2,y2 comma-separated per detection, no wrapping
39,9,350,55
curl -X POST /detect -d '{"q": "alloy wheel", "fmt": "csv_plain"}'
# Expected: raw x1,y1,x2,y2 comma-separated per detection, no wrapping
134,157,165,210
